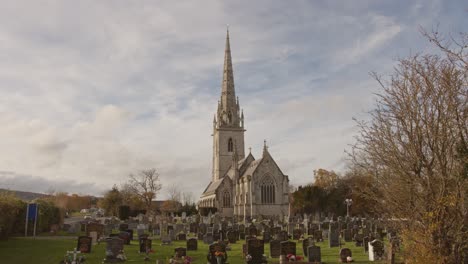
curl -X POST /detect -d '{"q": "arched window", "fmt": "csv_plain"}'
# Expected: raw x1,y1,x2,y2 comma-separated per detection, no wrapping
261,176,275,204
223,191,231,207
228,138,233,152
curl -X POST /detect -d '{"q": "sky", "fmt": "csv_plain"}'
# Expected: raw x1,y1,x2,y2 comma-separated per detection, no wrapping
0,1,466,199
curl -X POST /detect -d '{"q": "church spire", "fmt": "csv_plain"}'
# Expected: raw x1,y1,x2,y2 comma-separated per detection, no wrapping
218,27,238,127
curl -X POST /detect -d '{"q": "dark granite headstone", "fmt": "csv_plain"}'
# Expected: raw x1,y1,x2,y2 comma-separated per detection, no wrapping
77,236,92,253
139,238,152,253
104,237,124,263
329,229,340,247
307,245,321,263
174,247,187,258
343,229,352,242
227,230,237,243
269,240,281,258
207,242,227,264
246,238,265,264
370,239,384,260
280,241,296,256
187,238,198,251
248,225,257,236
177,233,187,241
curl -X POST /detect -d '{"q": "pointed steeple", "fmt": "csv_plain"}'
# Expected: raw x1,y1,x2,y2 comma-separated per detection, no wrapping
218,27,239,127
263,139,269,157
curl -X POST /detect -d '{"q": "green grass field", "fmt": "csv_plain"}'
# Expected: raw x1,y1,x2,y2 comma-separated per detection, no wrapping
0,236,386,264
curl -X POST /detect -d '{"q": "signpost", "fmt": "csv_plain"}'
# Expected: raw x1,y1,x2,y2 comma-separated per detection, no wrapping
25,203,38,237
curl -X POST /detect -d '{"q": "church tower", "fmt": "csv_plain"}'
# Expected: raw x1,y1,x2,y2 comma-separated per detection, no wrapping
212,29,245,181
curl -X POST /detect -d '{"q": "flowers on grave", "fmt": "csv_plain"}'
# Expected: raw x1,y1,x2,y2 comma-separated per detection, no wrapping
245,254,252,262
182,256,192,264
286,254,303,261
215,251,225,257
347,256,353,262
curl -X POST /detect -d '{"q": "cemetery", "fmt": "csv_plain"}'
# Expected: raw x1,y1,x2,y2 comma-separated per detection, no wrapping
0,2,465,264
0,212,400,263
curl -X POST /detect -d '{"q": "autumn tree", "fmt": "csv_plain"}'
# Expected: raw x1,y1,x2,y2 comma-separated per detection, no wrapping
313,168,339,189
98,185,123,217
351,30,467,263
126,168,162,215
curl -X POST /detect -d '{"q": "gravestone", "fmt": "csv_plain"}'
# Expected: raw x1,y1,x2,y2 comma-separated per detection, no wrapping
207,242,227,264
363,236,369,252
77,236,92,253
174,247,187,258
307,245,321,263
314,229,323,242
239,231,246,240
187,238,198,251
227,230,238,243
87,231,97,245
293,228,302,240
139,238,152,253
246,238,265,264
118,231,130,245
104,237,124,263
262,231,271,243
203,233,214,245
269,240,281,258
177,233,187,241
277,230,288,241
328,229,340,247
302,237,313,256
354,233,364,247
343,229,352,242
87,223,104,238
125,229,133,241
369,239,384,261
118,223,128,231
280,241,296,256
248,225,257,236
161,233,172,245
339,248,352,263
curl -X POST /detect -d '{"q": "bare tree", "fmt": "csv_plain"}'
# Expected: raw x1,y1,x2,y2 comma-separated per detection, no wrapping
351,52,467,263
127,168,162,215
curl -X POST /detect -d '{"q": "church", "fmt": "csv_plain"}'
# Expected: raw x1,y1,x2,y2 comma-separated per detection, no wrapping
198,30,290,220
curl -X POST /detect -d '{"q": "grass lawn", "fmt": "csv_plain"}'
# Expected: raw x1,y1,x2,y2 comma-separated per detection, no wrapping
0,236,386,264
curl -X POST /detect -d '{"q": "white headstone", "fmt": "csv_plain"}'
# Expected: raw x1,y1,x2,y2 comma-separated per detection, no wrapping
90,231,98,245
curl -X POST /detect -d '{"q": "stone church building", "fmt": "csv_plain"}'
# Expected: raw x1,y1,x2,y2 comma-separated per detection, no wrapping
198,30,290,220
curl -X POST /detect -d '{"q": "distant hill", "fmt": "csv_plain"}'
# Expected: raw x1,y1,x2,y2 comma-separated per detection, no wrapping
0,188,49,201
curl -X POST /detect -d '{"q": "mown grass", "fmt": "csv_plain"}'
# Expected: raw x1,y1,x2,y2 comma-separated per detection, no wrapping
0,235,386,264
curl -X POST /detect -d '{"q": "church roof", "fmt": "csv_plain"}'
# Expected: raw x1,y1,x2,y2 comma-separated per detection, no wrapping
242,158,263,177
201,180,222,196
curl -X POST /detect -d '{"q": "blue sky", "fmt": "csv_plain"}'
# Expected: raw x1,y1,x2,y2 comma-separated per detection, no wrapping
0,1,466,199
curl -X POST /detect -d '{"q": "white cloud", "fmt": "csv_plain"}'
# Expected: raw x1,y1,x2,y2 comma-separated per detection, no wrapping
0,1,465,198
